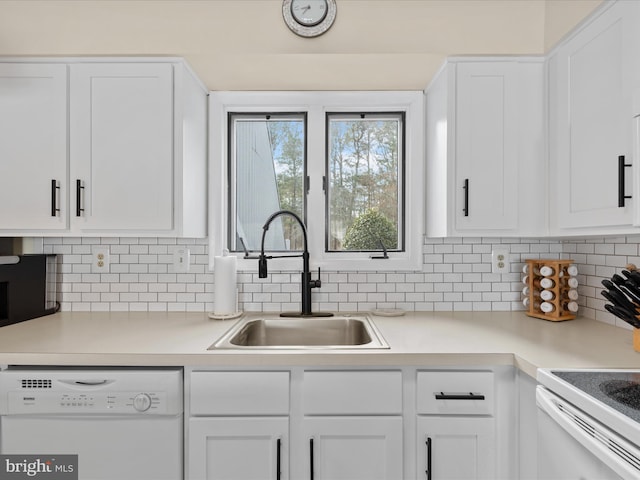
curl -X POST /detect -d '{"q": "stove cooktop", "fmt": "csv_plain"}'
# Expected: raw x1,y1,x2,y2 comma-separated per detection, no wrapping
552,370,640,425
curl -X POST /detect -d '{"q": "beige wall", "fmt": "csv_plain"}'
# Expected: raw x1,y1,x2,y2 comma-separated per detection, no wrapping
544,0,603,51
0,0,601,90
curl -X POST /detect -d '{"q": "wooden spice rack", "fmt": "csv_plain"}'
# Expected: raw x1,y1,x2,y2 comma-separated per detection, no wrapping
524,259,576,321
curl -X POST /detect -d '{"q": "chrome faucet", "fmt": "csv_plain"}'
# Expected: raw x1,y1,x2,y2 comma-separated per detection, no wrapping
258,210,333,317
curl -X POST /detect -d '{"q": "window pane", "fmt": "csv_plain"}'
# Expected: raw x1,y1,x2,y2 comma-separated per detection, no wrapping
327,113,404,252
230,113,305,252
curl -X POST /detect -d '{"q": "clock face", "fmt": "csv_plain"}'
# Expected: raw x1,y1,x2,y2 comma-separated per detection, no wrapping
282,0,337,38
291,0,328,26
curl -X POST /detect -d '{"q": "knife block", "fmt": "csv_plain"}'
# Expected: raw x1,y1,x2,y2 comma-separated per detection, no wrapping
523,259,577,321
634,329,640,353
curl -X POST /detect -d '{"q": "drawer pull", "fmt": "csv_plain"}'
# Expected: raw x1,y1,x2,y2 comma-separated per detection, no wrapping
435,392,485,400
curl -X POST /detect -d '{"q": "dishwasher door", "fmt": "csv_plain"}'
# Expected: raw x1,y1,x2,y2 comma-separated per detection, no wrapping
2,414,182,480
0,367,183,480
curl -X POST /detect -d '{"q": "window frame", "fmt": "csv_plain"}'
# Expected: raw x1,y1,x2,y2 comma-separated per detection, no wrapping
209,91,424,272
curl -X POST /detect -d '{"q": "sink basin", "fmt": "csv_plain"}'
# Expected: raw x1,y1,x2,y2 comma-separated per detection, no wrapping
210,314,389,349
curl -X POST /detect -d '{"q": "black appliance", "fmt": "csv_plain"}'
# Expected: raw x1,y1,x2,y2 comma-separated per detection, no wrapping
0,254,58,327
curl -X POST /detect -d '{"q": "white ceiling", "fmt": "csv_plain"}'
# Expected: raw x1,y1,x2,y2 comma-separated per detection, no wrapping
0,0,603,90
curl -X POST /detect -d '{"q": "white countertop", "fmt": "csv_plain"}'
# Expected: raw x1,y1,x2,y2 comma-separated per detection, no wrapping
0,311,637,377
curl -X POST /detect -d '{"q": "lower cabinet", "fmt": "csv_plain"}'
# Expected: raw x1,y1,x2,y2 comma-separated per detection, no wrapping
188,415,402,480
303,417,403,480
189,417,288,480
186,367,512,480
415,370,497,480
417,416,495,480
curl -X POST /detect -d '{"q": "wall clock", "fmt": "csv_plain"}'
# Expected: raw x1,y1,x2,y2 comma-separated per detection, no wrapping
282,0,337,38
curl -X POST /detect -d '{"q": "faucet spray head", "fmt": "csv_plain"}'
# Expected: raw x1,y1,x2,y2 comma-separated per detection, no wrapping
258,254,268,278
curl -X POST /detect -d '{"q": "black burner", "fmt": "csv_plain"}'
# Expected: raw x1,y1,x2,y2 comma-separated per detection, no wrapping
600,380,640,411
553,370,640,425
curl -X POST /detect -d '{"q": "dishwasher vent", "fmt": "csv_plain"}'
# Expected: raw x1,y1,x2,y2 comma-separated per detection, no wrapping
21,379,52,389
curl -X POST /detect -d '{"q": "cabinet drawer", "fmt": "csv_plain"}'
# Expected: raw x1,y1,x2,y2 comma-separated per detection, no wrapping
190,371,289,415
303,370,402,415
417,371,494,415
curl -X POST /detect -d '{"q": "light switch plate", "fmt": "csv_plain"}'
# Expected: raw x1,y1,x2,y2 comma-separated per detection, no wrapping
173,247,190,273
491,247,510,274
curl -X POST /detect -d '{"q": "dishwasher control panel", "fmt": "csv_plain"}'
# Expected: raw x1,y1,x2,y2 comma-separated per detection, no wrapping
0,368,183,415
6,391,168,414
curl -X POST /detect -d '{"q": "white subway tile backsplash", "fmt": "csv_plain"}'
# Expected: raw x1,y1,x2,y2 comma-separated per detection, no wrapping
42,235,639,328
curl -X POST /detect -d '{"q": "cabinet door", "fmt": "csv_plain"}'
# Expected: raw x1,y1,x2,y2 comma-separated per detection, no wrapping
188,417,288,480
70,63,174,233
0,64,68,231
302,416,403,480
455,62,518,231
417,416,495,480
551,1,640,230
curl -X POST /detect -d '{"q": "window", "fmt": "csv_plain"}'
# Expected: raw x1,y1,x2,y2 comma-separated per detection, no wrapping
229,113,306,253
326,112,404,253
209,92,424,272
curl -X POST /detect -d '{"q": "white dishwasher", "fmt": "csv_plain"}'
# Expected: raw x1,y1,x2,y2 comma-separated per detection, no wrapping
0,367,183,480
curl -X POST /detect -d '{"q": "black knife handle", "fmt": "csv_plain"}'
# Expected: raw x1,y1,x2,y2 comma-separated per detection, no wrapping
605,303,640,328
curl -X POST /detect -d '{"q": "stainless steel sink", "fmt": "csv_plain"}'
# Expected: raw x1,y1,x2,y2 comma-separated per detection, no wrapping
209,314,389,349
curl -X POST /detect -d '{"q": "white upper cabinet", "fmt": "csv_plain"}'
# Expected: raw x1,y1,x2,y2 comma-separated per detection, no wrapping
0,64,68,232
70,63,175,233
548,0,640,234
455,62,519,232
425,58,545,237
0,58,207,237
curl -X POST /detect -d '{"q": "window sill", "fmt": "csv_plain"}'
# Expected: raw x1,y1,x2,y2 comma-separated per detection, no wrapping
232,250,422,273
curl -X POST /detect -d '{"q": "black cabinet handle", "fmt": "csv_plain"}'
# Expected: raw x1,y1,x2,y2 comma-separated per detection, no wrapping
276,438,281,480
51,179,60,217
76,179,85,217
619,155,632,207
310,438,314,480
425,437,432,480
435,392,485,400
463,178,469,216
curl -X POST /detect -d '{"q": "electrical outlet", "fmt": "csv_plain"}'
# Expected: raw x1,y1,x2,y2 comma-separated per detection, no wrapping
173,248,190,273
491,247,510,274
91,246,110,273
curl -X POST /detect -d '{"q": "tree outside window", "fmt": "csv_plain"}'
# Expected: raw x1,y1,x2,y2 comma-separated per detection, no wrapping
327,113,404,252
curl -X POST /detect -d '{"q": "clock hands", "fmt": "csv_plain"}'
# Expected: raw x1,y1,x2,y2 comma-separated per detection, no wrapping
295,4,312,14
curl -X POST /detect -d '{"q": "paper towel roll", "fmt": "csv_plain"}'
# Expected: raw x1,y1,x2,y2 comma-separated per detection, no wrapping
214,253,237,315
